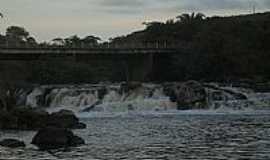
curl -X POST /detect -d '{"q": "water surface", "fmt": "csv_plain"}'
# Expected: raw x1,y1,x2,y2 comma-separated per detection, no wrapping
1,111,270,160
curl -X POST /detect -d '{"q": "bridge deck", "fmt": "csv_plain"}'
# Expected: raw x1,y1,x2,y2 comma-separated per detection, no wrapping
0,48,179,60
0,48,178,55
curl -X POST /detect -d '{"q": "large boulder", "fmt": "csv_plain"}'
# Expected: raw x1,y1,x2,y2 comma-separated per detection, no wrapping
164,81,207,110
11,106,49,130
0,139,25,148
31,127,85,150
0,106,49,130
0,110,18,129
47,110,86,129
204,83,248,101
120,82,142,93
0,108,86,130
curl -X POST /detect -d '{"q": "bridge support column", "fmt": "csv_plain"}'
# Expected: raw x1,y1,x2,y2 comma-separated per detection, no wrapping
128,53,154,81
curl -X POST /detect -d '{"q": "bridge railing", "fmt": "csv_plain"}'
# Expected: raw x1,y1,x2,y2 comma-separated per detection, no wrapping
0,42,186,50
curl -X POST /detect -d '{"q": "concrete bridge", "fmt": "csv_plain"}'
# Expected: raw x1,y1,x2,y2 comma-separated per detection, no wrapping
0,47,180,81
0,47,179,59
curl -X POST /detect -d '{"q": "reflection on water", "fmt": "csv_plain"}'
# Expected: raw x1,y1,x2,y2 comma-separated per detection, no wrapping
1,112,270,160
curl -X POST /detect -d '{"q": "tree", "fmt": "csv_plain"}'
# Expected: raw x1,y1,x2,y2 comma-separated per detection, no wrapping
26,37,37,46
6,26,30,43
52,38,65,46
64,35,81,47
0,12,3,18
142,21,163,29
176,12,205,24
82,35,101,47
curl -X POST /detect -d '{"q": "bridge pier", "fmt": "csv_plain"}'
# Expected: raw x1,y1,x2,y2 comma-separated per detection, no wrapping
127,53,153,81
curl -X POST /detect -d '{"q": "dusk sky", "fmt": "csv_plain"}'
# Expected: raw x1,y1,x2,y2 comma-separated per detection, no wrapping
1,0,270,42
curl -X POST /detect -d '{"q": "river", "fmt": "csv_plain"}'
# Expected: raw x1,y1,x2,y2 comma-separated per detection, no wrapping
1,82,270,159
1,111,270,160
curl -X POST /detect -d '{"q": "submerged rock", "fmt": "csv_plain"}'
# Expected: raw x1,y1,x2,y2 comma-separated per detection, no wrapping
31,127,85,150
0,139,25,148
47,109,86,129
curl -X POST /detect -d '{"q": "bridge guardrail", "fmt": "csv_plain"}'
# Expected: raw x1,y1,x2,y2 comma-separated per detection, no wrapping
0,42,185,50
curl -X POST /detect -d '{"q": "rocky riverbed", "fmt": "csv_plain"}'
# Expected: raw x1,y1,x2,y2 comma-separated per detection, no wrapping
22,81,270,113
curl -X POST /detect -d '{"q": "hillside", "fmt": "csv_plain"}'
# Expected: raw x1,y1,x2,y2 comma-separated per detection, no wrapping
109,12,270,82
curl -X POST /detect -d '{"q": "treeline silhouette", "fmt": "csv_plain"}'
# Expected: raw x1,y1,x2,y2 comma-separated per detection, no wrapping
0,12,270,83
0,26,102,48
109,12,270,82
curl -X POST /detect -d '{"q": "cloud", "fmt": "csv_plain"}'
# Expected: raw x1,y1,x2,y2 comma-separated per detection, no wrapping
97,0,146,15
95,0,270,16
99,0,145,7
262,0,270,7
151,0,253,12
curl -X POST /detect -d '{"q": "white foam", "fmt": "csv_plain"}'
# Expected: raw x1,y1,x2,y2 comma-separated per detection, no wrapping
24,83,270,116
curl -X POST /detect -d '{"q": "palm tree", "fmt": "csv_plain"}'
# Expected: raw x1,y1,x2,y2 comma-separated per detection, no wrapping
176,12,205,24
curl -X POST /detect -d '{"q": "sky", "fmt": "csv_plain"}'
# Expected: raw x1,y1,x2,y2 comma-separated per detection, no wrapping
0,0,270,42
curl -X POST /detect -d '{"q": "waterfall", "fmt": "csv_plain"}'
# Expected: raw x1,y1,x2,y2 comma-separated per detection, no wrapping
23,82,270,114
25,83,177,113
205,83,270,111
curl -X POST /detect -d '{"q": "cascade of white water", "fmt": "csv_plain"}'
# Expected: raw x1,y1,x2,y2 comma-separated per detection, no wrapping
206,84,270,111
26,87,44,108
24,83,270,114
24,84,177,113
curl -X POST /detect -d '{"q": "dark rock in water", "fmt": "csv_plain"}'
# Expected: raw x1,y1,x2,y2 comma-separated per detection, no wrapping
81,100,101,112
97,87,107,100
211,91,226,101
128,104,135,111
165,81,207,110
228,91,247,100
177,81,207,110
31,127,85,150
0,107,86,130
0,106,49,130
0,139,25,148
204,83,248,101
47,110,86,129
0,110,18,129
11,106,49,130
76,122,87,129
253,82,270,92
163,83,177,102
69,135,85,146
120,82,142,93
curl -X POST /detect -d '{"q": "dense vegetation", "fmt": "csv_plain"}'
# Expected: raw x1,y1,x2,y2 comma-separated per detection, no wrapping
109,12,270,82
0,12,270,83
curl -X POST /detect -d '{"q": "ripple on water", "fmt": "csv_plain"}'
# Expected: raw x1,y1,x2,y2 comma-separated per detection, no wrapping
1,112,270,159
